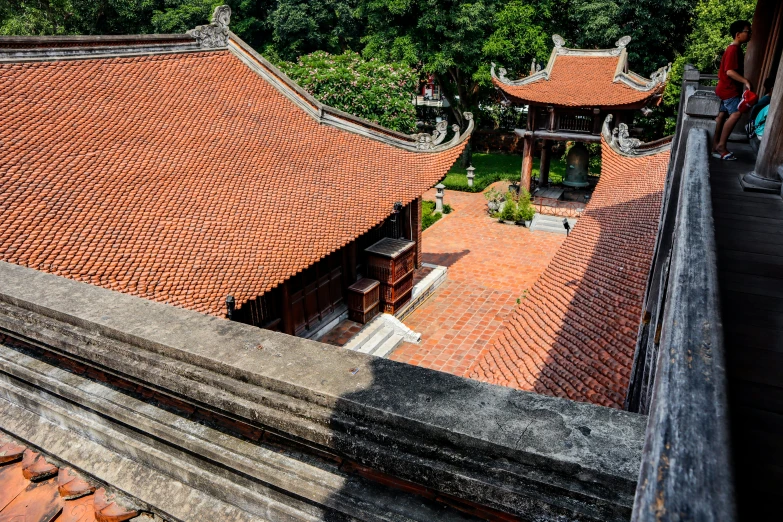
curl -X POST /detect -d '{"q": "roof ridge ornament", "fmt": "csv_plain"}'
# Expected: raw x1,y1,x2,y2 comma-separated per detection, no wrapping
414,114,472,150
602,114,672,156
552,34,566,48
646,63,672,88
610,36,632,56
188,5,231,49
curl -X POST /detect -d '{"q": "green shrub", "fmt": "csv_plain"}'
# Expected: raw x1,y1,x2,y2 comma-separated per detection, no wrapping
515,188,535,222
421,200,442,231
500,199,516,221
422,211,442,230
443,203,453,214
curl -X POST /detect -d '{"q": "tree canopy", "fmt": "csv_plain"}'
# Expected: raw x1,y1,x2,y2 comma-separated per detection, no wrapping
278,50,418,132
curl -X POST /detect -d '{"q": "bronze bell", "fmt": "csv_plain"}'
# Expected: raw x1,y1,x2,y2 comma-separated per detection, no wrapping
564,143,590,188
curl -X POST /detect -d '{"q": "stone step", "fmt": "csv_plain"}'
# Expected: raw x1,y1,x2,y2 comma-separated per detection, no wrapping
529,214,577,234
358,325,394,354
372,333,404,358
343,319,385,351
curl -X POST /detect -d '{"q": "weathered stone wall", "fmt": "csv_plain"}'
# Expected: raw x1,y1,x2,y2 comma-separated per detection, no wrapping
0,261,647,521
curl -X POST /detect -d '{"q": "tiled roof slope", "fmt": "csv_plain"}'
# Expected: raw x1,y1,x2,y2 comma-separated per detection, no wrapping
0,47,466,317
491,36,668,108
467,134,670,409
493,55,660,107
0,435,143,522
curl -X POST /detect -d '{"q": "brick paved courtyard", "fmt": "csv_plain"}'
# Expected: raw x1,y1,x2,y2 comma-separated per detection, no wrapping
389,183,566,376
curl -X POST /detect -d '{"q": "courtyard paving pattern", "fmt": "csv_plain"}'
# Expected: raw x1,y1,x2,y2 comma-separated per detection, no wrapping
389,183,566,376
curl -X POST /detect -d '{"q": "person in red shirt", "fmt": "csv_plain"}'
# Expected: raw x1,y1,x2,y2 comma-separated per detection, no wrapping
713,20,753,160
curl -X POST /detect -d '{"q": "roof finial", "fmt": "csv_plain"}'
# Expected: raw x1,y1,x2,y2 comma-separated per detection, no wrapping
530,58,536,75
188,5,231,49
552,34,565,48
615,35,632,49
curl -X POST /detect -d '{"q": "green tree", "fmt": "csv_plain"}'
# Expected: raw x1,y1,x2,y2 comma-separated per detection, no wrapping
0,0,75,35
268,0,360,61
358,0,553,127
663,0,756,112
558,0,695,75
278,50,418,133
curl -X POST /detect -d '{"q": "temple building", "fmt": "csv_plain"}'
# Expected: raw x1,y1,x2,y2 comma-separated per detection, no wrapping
2,1,783,520
0,7,471,338
492,34,670,191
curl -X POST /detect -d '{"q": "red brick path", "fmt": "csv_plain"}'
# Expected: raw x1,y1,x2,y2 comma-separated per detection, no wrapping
389,184,566,376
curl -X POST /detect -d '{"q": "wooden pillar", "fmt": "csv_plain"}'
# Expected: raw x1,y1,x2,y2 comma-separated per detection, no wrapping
754,59,783,181
281,279,294,335
745,0,783,95
547,106,556,132
412,197,422,268
521,106,535,191
591,108,602,135
539,140,552,188
521,137,533,191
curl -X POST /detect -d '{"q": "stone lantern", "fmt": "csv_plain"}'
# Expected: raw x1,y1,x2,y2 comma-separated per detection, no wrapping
466,165,476,187
563,143,590,188
435,183,445,212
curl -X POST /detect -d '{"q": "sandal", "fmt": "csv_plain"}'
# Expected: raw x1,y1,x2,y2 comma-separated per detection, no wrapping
713,151,737,161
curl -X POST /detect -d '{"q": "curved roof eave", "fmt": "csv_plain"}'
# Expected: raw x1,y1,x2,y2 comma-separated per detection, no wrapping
228,33,474,154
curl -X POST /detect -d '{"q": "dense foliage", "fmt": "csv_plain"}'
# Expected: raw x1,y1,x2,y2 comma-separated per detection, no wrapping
663,0,757,112
278,51,418,133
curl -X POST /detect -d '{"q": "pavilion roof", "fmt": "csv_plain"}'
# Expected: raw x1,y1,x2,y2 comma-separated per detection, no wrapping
0,8,471,318
492,35,670,109
467,117,671,409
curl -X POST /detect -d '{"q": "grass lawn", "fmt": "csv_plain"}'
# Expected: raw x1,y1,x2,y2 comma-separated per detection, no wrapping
442,152,567,192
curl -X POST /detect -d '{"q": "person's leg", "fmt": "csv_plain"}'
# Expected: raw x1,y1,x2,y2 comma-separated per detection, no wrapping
716,111,743,154
713,111,727,152
715,96,741,155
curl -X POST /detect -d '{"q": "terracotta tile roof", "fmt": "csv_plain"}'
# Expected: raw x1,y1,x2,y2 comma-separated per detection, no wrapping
467,135,670,408
0,435,141,522
0,45,466,317
493,53,665,108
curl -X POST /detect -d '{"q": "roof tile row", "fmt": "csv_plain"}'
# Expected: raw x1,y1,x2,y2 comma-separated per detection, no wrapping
0,436,140,522
467,136,670,408
0,48,464,317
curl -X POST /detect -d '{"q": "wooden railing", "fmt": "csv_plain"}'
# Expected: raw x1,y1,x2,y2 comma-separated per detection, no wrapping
629,70,736,521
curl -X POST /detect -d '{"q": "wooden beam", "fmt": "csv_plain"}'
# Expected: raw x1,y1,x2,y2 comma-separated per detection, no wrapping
514,129,601,143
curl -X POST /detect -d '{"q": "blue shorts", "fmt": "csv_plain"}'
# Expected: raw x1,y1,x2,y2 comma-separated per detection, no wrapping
720,95,741,115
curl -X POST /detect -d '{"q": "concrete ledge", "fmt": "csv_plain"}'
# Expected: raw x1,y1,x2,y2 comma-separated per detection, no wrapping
0,261,646,521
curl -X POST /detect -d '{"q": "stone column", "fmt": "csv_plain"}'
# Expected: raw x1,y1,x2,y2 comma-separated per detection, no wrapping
741,58,783,193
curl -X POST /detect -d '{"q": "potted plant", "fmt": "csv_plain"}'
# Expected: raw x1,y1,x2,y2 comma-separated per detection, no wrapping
515,188,536,227
500,198,517,224
484,188,504,214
